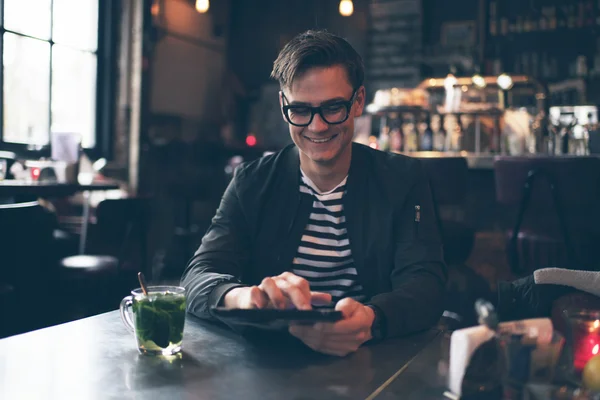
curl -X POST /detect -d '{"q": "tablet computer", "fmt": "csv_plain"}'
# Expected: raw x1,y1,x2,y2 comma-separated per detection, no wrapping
210,307,343,330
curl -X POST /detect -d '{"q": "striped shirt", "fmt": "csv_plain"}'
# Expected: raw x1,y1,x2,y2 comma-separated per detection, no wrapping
292,170,365,304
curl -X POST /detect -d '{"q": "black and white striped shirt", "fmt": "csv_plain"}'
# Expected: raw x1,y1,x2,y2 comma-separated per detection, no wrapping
292,171,365,304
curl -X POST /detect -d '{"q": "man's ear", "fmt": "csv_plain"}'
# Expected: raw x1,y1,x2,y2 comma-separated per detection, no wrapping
279,91,287,120
353,86,366,118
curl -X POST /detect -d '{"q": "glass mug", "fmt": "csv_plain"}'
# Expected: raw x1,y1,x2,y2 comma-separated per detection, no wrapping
120,286,187,356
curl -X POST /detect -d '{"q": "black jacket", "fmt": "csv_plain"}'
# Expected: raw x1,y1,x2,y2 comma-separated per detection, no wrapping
181,143,448,339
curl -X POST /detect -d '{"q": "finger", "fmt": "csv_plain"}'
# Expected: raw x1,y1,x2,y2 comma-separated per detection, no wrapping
310,291,332,306
335,297,361,318
280,272,310,294
248,286,268,309
275,278,311,310
280,274,312,310
259,278,286,309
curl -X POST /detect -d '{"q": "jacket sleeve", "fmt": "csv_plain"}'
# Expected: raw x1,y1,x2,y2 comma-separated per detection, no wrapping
180,167,250,319
368,160,448,338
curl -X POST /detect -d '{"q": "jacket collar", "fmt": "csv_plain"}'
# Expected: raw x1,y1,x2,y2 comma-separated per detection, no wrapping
280,143,368,192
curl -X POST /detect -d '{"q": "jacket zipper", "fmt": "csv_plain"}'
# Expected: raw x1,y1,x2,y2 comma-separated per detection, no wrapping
414,205,421,237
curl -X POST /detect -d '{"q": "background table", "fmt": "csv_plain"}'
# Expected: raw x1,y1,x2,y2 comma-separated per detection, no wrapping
0,179,121,253
0,180,119,198
0,311,441,400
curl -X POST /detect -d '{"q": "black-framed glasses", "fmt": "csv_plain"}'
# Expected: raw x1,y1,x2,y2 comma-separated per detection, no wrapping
281,89,357,127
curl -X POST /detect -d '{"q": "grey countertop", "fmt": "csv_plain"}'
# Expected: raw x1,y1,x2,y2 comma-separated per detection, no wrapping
0,311,441,400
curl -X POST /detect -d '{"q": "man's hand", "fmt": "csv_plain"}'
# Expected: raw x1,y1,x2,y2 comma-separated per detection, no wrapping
222,272,332,310
288,298,376,357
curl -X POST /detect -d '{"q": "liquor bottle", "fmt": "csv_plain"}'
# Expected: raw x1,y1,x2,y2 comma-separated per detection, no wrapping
433,115,446,151
568,4,577,28
500,17,509,35
524,14,532,32
378,126,390,151
516,16,524,33
404,119,418,152
549,5,557,29
489,1,498,36
389,117,404,152
421,116,434,151
561,128,570,154
540,7,548,30
585,0,594,26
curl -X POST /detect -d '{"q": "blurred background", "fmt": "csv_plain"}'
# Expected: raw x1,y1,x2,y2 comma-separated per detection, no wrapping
2,0,600,337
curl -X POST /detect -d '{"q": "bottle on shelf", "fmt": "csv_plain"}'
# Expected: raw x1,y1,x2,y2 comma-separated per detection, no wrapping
432,114,446,151
540,7,548,30
500,17,509,35
489,1,497,36
561,127,571,154
421,116,434,151
568,4,577,28
549,5,557,29
389,116,404,152
585,0,594,26
378,125,390,151
404,117,419,152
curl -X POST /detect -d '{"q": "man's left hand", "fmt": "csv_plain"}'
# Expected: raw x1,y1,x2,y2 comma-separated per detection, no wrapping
288,298,375,357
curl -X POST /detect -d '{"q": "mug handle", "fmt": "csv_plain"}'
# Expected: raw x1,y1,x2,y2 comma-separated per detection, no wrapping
120,296,134,332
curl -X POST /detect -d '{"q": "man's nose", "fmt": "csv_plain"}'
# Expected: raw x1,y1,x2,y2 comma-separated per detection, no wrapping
307,113,329,133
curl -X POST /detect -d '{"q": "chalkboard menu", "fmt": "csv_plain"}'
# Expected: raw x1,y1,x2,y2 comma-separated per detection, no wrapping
367,0,423,91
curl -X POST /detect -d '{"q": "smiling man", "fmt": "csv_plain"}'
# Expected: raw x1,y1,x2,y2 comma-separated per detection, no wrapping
181,30,447,356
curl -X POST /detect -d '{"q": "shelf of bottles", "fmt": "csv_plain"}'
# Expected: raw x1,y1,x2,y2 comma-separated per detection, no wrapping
486,0,600,80
364,106,506,155
363,79,598,157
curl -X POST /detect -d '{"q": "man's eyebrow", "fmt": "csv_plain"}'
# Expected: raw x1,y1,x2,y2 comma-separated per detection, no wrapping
287,96,348,106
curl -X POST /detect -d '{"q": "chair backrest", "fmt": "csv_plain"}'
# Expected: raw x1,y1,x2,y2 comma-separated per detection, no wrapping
0,150,17,180
416,156,469,207
494,156,600,206
0,201,57,284
494,156,600,233
91,198,150,275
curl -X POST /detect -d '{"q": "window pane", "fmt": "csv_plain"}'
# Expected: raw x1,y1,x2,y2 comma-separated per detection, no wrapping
51,45,97,148
3,33,50,145
4,0,52,40
53,0,98,51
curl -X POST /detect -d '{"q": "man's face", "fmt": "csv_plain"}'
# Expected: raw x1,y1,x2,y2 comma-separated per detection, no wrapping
280,66,365,166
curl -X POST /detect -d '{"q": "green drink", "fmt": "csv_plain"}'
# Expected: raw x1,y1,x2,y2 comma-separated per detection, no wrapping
120,286,186,356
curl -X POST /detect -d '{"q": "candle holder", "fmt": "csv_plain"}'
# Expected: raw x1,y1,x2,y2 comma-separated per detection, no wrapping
564,309,600,379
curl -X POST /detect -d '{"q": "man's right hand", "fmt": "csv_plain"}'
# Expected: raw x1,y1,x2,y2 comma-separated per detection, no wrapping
222,272,332,310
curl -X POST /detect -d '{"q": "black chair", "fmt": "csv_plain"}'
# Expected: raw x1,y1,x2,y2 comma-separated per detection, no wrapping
416,156,475,265
494,156,600,275
57,198,150,318
416,156,490,328
0,201,59,335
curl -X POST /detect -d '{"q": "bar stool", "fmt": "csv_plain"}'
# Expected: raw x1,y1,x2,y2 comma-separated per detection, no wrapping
494,156,600,276
57,198,149,318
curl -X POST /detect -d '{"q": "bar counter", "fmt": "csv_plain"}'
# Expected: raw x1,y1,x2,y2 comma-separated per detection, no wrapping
398,151,600,169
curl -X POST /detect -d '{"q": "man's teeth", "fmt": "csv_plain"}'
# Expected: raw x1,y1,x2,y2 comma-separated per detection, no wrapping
307,135,336,143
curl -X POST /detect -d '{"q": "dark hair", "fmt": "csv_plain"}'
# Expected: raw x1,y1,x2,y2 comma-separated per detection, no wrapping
271,30,364,91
